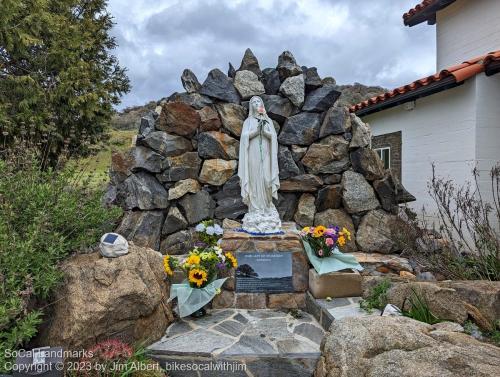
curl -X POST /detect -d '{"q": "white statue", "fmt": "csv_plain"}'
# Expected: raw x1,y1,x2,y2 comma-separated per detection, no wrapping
238,96,282,233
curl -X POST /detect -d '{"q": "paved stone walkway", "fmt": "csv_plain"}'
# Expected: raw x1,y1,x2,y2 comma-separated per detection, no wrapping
148,309,324,377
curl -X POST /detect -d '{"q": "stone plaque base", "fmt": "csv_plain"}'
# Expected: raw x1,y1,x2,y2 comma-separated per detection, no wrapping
217,222,308,309
308,268,362,299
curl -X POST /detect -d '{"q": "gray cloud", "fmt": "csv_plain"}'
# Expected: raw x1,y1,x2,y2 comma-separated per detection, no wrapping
108,0,435,109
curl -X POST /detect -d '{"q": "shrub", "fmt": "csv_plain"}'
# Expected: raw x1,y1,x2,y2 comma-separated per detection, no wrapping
73,339,166,377
392,164,500,281
402,288,442,325
360,278,391,313
0,0,130,166
0,142,122,371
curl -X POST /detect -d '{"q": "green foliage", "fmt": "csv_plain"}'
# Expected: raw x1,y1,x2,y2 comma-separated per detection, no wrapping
402,289,442,325
360,279,391,313
0,146,122,371
0,0,130,165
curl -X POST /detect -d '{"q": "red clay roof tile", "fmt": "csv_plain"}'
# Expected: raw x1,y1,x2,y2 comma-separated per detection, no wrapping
350,50,500,114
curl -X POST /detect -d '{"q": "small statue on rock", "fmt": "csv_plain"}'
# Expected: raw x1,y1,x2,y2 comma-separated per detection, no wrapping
238,96,281,234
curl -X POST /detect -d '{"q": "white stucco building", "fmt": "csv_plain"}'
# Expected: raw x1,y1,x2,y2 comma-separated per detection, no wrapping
350,0,500,219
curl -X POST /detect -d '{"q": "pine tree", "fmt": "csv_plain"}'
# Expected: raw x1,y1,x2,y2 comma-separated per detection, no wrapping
0,0,130,164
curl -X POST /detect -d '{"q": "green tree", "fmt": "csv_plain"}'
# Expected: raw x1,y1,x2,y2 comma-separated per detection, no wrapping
0,0,130,165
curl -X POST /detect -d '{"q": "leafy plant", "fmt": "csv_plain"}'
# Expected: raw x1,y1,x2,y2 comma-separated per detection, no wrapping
360,279,391,313
0,0,130,166
402,288,442,325
72,339,166,377
391,164,500,281
0,142,122,371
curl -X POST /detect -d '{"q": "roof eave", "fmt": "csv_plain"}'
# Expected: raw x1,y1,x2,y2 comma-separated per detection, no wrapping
355,76,460,117
404,0,456,27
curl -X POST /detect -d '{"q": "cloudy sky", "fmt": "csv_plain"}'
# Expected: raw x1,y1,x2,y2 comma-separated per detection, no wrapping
107,0,436,109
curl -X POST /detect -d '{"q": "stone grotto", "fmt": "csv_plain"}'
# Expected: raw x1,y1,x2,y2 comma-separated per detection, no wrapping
105,48,416,257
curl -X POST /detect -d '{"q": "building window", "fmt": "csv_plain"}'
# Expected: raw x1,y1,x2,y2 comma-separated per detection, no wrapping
371,131,401,181
375,147,391,169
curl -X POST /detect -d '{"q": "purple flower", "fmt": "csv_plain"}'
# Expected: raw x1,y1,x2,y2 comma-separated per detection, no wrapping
195,241,207,248
216,262,227,270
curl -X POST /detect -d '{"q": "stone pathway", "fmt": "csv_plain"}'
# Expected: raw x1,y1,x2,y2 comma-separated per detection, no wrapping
148,309,324,377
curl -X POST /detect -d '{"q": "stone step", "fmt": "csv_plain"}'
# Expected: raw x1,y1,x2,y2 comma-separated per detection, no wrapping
147,308,324,377
305,291,381,329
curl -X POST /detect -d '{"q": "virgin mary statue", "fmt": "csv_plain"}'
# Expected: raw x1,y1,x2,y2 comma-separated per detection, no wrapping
238,96,281,234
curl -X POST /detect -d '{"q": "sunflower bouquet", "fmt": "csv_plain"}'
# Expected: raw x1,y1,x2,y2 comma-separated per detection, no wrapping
300,225,351,258
180,245,238,288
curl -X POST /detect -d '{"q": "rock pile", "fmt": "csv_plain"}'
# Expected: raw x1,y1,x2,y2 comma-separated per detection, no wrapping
106,49,414,255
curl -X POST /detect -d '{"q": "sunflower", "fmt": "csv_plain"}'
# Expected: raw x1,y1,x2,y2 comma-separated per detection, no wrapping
225,252,238,268
188,268,208,287
185,254,201,266
313,225,326,238
163,255,173,276
340,227,351,240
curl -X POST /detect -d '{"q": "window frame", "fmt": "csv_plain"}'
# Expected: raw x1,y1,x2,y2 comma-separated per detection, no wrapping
374,146,391,169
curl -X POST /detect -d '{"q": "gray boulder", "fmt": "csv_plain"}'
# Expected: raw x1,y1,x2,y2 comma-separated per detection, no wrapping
198,131,239,160
178,190,216,225
276,193,299,221
261,94,294,123
234,70,265,100
138,131,192,157
227,62,236,78
162,206,188,236
356,210,398,253
277,51,303,81
160,229,194,255
303,66,322,92
316,316,500,377
262,68,281,95
349,113,371,148
294,193,316,227
280,174,323,192
238,48,262,78
290,145,307,161
319,106,351,138
302,86,341,112
169,92,213,110
278,112,322,145
350,147,385,181
117,172,169,210
341,171,380,213
181,68,201,93
111,147,167,178
200,68,240,104
301,135,350,174
198,106,221,131
372,173,399,213
315,185,342,212
139,115,155,137
278,145,300,179
157,152,201,182
279,74,305,108
216,103,247,137
116,210,164,250
213,174,241,200
215,197,247,220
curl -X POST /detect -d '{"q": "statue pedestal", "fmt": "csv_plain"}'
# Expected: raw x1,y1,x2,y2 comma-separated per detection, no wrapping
214,222,309,309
